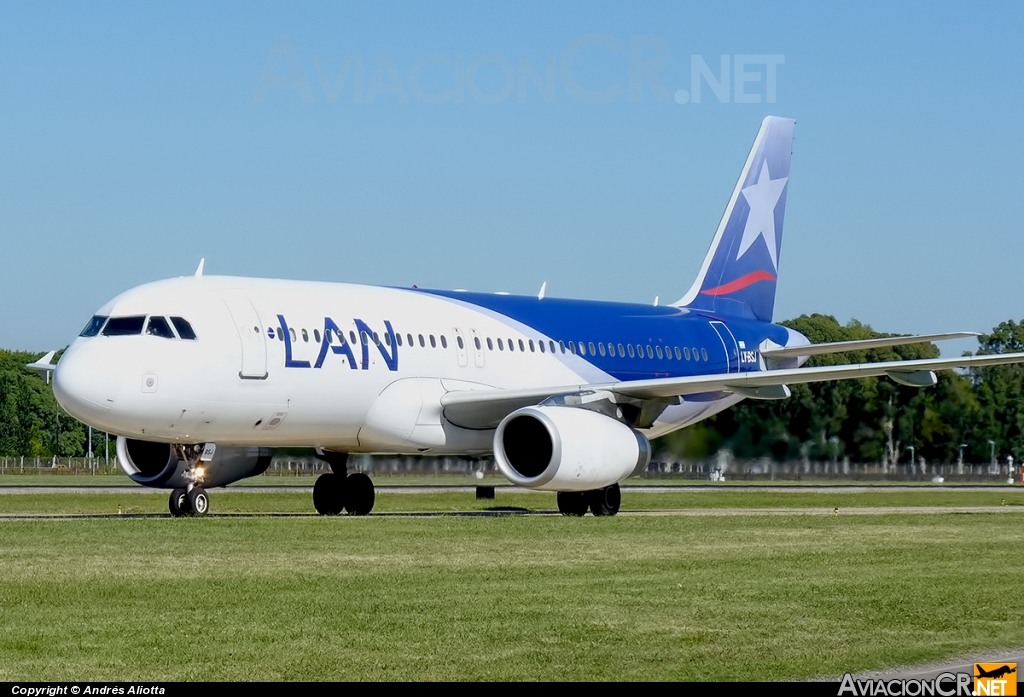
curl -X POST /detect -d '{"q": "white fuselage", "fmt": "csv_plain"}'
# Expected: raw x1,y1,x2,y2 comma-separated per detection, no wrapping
53,275,751,454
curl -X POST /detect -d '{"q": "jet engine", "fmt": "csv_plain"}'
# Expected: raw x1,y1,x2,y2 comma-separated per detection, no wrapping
116,436,272,488
493,406,650,491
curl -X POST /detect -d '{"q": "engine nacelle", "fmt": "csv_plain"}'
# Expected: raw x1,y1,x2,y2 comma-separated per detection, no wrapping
493,406,650,491
116,437,272,489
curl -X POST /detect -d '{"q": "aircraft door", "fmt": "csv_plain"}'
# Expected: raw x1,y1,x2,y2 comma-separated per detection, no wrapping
470,329,485,367
452,328,469,367
709,321,740,373
222,291,269,380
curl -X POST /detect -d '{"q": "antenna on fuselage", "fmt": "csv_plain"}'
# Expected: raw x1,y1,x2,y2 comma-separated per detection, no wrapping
653,296,659,306
538,281,547,300
194,258,205,277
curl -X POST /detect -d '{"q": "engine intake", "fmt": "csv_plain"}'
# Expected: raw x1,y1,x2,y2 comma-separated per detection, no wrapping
494,406,650,491
116,437,272,488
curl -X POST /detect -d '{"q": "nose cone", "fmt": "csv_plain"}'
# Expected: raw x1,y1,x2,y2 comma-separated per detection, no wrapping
53,341,120,428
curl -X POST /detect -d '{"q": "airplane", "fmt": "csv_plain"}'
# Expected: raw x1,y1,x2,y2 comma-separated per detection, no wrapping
975,665,1016,680
38,115,1024,518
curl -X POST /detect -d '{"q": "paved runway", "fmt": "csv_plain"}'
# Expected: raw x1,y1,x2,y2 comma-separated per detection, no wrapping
830,648,1024,681
1,484,1021,494
3,505,1023,521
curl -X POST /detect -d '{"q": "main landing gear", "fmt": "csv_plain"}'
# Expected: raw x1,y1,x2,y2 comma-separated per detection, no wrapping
313,451,375,516
557,483,621,517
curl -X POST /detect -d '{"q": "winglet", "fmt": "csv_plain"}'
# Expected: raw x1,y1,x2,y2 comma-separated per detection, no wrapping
195,258,205,277
26,351,58,383
538,281,546,300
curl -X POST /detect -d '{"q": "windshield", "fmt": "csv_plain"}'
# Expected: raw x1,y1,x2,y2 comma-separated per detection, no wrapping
102,316,146,336
79,315,108,337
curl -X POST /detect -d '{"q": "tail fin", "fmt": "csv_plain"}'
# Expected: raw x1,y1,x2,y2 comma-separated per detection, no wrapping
673,116,796,321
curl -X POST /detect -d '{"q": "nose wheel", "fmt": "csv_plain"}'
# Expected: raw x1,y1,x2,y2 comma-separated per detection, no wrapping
168,485,209,517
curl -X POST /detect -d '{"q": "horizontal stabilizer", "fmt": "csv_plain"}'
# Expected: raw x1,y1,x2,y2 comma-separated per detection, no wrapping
760,332,979,359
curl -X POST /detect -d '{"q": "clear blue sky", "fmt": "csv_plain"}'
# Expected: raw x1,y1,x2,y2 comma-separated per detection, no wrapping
2,1,1021,357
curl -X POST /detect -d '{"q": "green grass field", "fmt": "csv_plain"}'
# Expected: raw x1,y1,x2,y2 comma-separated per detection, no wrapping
1,489,1023,681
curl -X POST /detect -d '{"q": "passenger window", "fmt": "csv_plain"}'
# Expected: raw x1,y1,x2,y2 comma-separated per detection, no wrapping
430,335,436,348
360,331,368,345
278,327,285,342
350,331,357,344
146,316,175,339
508,339,515,352
569,341,576,354
385,333,392,346
627,344,635,358
327,330,333,344
314,329,321,343
497,338,504,351
538,341,545,353
474,337,481,350
486,337,493,351
618,343,625,357
608,343,615,356
578,342,586,356
701,348,708,361
636,344,644,357
665,346,672,360
373,332,380,345
589,342,597,355
407,333,413,346
441,335,448,349
675,347,682,360
80,315,108,337
559,341,566,354
103,316,146,336
684,347,691,360
528,340,535,352
301,329,309,343
656,346,664,359
519,339,525,352
419,334,425,347
550,341,556,353
598,343,606,357
457,336,464,349
395,333,402,347
692,347,699,360
646,346,654,358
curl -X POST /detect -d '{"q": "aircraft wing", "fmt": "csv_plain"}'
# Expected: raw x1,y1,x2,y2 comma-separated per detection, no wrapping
441,351,1024,429
760,332,979,359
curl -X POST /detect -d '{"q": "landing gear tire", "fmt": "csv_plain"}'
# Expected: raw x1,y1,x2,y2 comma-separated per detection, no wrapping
344,472,375,516
588,484,621,517
187,487,210,516
313,473,345,515
169,488,191,517
557,491,589,517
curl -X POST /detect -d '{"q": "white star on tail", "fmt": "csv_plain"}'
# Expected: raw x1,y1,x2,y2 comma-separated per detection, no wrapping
736,160,788,271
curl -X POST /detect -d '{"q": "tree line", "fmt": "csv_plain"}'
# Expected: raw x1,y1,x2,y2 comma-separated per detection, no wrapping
2,314,1024,464
659,314,1024,466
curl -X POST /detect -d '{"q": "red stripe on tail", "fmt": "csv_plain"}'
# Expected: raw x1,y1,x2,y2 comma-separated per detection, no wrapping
699,270,776,296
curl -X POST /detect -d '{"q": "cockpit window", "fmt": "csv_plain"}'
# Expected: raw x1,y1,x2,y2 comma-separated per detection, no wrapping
80,315,108,337
170,317,197,340
146,316,176,339
102,316,146,336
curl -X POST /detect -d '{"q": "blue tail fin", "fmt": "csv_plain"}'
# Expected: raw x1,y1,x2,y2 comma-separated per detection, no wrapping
673,116,795,321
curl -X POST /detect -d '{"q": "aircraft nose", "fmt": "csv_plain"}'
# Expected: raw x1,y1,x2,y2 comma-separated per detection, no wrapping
52,342,119,426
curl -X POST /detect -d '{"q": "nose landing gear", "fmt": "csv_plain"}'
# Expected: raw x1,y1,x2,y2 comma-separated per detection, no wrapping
168,444,211,517
313,451,375,516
